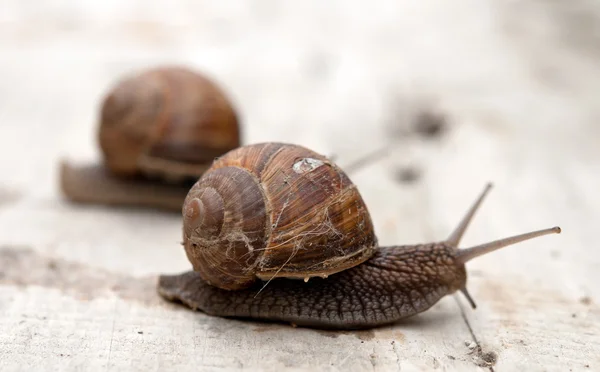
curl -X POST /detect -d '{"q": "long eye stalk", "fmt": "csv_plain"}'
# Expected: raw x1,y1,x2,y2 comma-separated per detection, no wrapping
455,226,561,265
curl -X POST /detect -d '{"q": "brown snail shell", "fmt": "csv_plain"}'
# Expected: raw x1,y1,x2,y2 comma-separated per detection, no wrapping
181,142,378,290
59,66,241,211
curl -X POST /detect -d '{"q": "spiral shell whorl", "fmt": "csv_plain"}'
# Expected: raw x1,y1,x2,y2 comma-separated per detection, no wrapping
182,142,378,290
182,166,267,290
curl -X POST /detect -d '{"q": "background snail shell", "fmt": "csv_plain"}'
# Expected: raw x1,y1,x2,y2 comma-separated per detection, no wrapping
182,142,378,290
60,66,242,211
98,66,241,182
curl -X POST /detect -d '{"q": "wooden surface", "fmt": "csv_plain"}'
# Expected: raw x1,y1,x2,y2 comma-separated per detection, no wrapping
1,1,599,371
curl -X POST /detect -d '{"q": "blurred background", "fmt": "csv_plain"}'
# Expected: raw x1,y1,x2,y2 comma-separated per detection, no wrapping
1,0,599,268
1,0,599,265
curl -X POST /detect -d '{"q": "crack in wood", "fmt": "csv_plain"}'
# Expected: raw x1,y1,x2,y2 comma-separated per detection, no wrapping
457,297,496,371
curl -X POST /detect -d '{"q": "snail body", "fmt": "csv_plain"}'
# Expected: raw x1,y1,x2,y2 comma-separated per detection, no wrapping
60,66,241,211
159,242,463,329
158,142,561,329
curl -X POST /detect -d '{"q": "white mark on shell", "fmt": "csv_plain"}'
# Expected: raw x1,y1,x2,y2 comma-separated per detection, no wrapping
293,158,325,174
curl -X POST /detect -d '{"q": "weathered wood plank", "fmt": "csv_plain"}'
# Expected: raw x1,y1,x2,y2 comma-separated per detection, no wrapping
1,0,599,370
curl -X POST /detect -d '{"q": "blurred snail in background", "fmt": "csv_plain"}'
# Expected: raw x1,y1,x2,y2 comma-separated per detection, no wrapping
157,142,561,330
60,66,241,211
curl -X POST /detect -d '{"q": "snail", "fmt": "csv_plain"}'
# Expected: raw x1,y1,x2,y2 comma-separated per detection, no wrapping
59,66,241,211
157,142,561,329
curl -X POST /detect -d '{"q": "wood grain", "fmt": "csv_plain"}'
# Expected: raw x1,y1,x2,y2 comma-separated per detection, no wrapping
1,0,599,370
